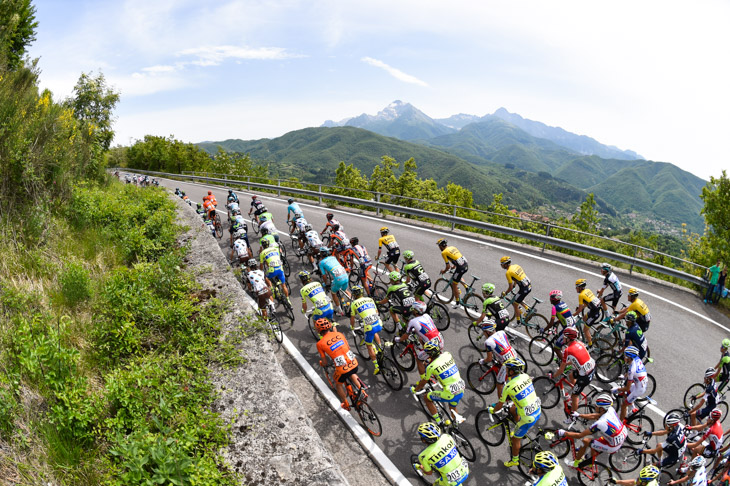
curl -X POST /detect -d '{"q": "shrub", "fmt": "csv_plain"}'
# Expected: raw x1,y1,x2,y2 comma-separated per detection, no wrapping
59,261,92,306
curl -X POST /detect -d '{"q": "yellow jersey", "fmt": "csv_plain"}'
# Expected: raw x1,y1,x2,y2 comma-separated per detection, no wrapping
627,298,649,316
506,264,530,288
578,288,600,309
378,234,399,251
441,246,467,267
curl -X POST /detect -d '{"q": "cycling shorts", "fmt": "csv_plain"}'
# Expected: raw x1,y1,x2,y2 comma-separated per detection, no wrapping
256,289,272,309
591,436,622,454
637,318,650,333
585,307,601,327
268,268,286,285
514,284,531,304
452,264,468,284
331,275,349,294
385,249,401,266
513,409,541,439
357,262,372,279
335,365,359,384
626,381,647,404
428,389,464,408
364,323,382,345
658,449,680,468
391,304,411,316
698,404,715,420
414,280,431,298
603,291,622,309
494,317,509,332
702,441,719,458
571,369,594,395
313,304,334,321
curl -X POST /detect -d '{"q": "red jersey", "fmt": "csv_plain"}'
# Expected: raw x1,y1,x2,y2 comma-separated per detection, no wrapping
562,340,595,376
317,331,358,374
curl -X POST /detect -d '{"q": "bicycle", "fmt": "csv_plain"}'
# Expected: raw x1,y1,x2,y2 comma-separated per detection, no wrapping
306,311,337,341
272,277,294,324
683,380,730,421
549,428,638,479
531,371,601,419
348,328,404,391
213,212,223,239
256,298,283,344
391,332,421,372
595,354,657,398
433,272,483,319
465,352,529,396
502,292,548,338
321,363,382,437
413,381,476,462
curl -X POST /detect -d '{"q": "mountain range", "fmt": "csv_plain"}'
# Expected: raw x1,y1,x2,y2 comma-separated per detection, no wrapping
199,101,707,232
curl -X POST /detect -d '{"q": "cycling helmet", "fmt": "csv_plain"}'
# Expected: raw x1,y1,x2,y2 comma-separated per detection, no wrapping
350,236,359,246
247,258,258,269
332,224,340,232
352,285,364,298
208,191,212,195
326,213,334,220
628,288,639,297
690,456,705,470
403,250,414,260
594,394,613,408
665,412,681,426
196,202,202,209
575,278,587,288
314,318,332,334
259,214,270,223
625,311,637,322
482,283,496,296
298,271,311,284
600,262,612,272
175,187,180,192
228,189,233,194
417,422,441,444
388,271,401,282
639,465,660,482
423,339,441,357
549,289,563,301
181,191,186,196
500,256,511,265
411,300,427,314
260,227,269,236
252,195,258,200
722,338,730,349
563,327,579,340
624,346,640,359
261,238,270,249
533,451,559,471
287,198,294,204
437,238,447,248
380,226,389,235
319,247,330,257
705,367,716,379
481,319,496,333
711,408,723,420
504,357,525,373
304,224,313,232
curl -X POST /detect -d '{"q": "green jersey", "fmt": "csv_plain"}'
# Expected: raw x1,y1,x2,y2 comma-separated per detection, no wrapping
300,282,330,309
500,372,541,418
532,466,567,486
403,260,430,282
418,434,469,484
350,297,381,332
259,246,282,274
425,352,466,398
259,211,273,223
259,234,277,248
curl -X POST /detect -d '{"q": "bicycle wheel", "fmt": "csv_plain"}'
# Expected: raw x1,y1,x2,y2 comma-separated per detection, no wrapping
466,361,497,395
321,235,331,247
577,461,612,486
645,373,656,398
391,341,415,372
215,220,223,239
549,437,570,459
462,293,483,320
433,278,454,303
279,300,294,324
528,335,555,367
475,409,506,446
625,414,654,445
684,382,705,408
592,336,619,356
307,314,320,341
356,402,382,437
451,428,476,463
268,317,283,343
663,408,689,428
251,218,259,235
278,242,287,260
518,445,539,477
428,302,450,332
522,313,548,338
532,376,561,409
379,355,404,391
596,353,623,384
353,329,369,359
468,325,486,351
410,454,437,485
609,446,642,474
718,401,730,423
290,231,298,250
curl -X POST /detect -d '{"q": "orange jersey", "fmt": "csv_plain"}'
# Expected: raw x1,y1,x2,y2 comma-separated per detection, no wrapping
317,331,358,374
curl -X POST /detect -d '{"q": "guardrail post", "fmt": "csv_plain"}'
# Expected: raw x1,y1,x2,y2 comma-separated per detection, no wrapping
318,185,322,205
629,246,638,274
277,179,281,197
542,224,551,252
376,193,381,216
224,174,228,188
451,206,457,231
247,176,250,191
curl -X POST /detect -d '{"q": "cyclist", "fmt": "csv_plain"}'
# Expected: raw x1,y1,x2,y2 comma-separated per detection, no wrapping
227,201,241,219
350,237,374,293
623,311,649,360
713,339,730,392
574,278,602,347
500,256,531,322
349,285,384,375
376,227,400,272
558,394,627,468
611,464,660,486
667,456,706,486
395,301,443,379
473,283,510,332
286,198,304,234
227,189,239,205
597,263,623,314
293,216,309,254
411,340,466,425
477,319,517,397
259,227,281,253
317,247,350,315
248,195,266,218
529,451,567,486
230,214,249,247
402,250,432,301
203,190,217,207
687,408,723,460
304,224,324,269
415,422,469,486
554,327,595,417
437,239,468,309
315,317,362,410
245,258,274,320
230,235,253,264
203,216,216,237
320,212,343,236
544,289,577,349
487,357,541,468
612,346,648,420
640,412,686,470
379,271,415,330
196,202,206,217
259,238,290,302
203,197,217,222
615,288,651,333
299,270,334,323
689,368,720,427
329,224,353,269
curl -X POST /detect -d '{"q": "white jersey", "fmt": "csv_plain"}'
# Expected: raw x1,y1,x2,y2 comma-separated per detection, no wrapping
590,406,627,447
247,269,268,294
228,202,240,213
233,239,249,258
260,220,276,235
691,465,707,486
234,215,245,226
484,331,516,363
305,230,323,247
626,357,648,388
295,218,308,232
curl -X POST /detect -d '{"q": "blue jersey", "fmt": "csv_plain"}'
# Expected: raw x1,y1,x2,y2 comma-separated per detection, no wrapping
287,202,303,218
623,323,648,359
319,256,347,281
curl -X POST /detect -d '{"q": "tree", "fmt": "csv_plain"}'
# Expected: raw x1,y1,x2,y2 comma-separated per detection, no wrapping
0,0,38,70
66,72,120,151
572,193,601,233
700,170,730,263
369,155,398,196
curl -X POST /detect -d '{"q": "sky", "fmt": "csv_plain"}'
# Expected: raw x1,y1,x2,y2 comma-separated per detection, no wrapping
28,0,730,181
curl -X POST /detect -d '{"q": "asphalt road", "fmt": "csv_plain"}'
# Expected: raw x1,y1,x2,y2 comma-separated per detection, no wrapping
140,175,730,485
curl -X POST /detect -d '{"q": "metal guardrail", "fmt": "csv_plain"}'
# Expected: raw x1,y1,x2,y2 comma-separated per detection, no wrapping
121,168,709,288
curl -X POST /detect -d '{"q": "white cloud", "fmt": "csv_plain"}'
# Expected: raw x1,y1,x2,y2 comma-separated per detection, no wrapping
361,57,428,87
178,45,300,65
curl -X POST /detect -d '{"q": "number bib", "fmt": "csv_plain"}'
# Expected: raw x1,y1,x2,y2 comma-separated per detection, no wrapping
448,379,466,395
524,398,541,415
